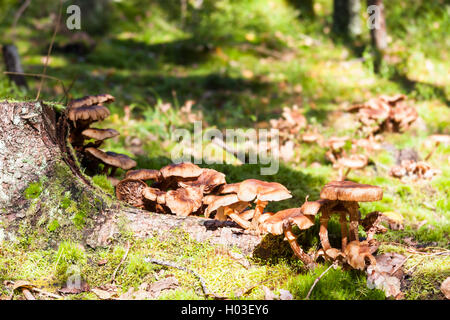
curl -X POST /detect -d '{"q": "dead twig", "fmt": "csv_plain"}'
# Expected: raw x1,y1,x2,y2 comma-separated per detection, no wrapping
406,251,450,274
36,0,63,101
145,257,227,300
4,71,68,99
390,254,411,276
305,262,337,300
11,0,32,36
111,241,131,284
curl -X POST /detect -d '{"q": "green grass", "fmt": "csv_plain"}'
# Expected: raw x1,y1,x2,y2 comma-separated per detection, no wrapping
0,0,449,300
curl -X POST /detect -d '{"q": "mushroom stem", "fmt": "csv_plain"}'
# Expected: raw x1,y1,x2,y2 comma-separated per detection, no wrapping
283,222,314,267
110,166,118,177
319,209,332,251
339,211,348,251
344,201,360,242
224,207,251,229
341,168,352,181
425,141,440,161
251,200,268,230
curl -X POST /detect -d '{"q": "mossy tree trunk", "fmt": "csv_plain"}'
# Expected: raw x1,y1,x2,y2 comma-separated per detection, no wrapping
0,101,266,256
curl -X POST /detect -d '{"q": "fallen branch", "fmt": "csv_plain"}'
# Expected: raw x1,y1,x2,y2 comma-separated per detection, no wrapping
111,241,131,284
390,254,411,276
305,262,337,300
145,257,226,300
4,71,68,98
36,0,62,101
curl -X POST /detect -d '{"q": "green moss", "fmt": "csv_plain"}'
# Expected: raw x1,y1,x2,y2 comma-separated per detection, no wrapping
92,174,115,196
47,219,60,232
24,181,43,200
287,264,385,300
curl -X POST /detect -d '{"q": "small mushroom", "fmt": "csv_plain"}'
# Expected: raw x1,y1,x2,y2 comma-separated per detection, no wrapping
116,179,148,208
158,162,204,189
164,186,203,216
142,187,167,213
204,194,250,227
67,104,112,149
178,168,226,194
319,181,383,253
143,187,166,204
81,128,119,149
236,179,292,231
82,128,119,141
324,136,349,163
334,154,368,180
360,211,388,241
218,183,241,194
126,169,161,182
425,134,450,161
68,94,115,109
261,207,315,267
343,240,376,270
85,148,137,176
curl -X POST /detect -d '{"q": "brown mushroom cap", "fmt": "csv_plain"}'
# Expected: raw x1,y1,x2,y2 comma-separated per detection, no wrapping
143,187,166,204
379,94,406,105
82,128,119,141
116,179,148,208
237,179,292,202
325,136,348,151
300,198,331,216
159,162,204,180
429,134,450,144
343,240,376,270
262,208,315,235
218,183,241,194
126,169,161,181
301,132,322,143
336,154,368,169
178,168,226,193
68,104,110,122
85,148,137,170
68,94,115,109
204,194,240,217
320,180,382,202
165,186,203,216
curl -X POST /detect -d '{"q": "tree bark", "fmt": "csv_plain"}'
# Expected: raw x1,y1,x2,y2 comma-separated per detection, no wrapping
289,0,315,18
367,0,388,73
333,0,362,38
367,0,387,51
2,44,28,88
0,101,264,256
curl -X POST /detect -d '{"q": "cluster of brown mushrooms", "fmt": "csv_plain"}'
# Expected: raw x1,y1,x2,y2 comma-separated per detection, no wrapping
346,94,418,137
114,161,385,271
67,94,137,183
261,180,384,270
388,134,449,181
269,105,307,141
115,162,293,227
390,160,440,181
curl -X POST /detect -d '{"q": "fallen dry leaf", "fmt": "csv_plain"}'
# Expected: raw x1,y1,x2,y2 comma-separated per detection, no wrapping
441,277,450,299
366,253,406,299
262,286,278,300
279,289,293,300
91,288,115,300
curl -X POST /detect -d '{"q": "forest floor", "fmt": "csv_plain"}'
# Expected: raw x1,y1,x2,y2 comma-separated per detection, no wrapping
0,0,449,300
